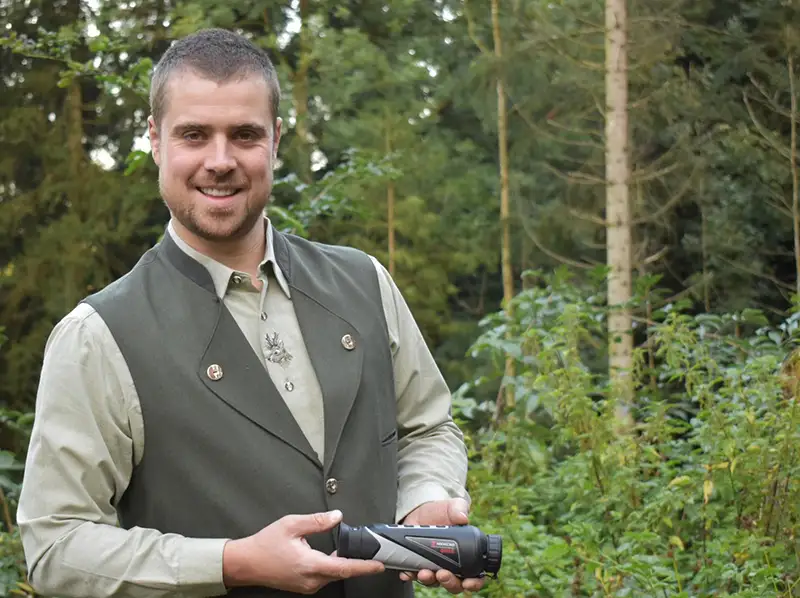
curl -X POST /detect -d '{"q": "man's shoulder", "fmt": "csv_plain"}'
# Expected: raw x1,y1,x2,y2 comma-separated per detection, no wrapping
83,245,161,307
280,230,375,274
282,230,367,259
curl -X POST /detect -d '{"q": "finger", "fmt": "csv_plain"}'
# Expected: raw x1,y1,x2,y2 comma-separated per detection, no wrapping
447,498,470,525
284,509,343,536
399,572,416,582
314,554,385,579
463,577,487,592
416,569,439,586
436,569,463,594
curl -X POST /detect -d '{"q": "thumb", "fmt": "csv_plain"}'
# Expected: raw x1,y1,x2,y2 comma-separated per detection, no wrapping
286,509,343,536
448,498,470,524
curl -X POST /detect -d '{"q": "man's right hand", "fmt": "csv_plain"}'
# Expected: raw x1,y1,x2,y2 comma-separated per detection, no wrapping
222,509,385,594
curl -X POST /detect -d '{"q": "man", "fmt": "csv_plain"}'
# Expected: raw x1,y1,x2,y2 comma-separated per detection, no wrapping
17,28,485,598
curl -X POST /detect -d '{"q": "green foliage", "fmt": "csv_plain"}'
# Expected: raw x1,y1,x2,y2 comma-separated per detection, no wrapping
429,270,800,596
0,415,33,598
4,0,800,595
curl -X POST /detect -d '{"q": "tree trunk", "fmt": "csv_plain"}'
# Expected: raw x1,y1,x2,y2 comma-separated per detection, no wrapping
293,0,312,183
386,114,396,277
701,196,711,311
789,54,799,296
66,79,84,205
492,0,515,417
605,0,633,407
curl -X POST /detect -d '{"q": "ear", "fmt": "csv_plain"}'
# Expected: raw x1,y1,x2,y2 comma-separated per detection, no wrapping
272,117,283,160
148,115,161,166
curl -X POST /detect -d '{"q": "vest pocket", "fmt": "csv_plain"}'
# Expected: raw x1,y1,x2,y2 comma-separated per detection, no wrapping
380,428,398,446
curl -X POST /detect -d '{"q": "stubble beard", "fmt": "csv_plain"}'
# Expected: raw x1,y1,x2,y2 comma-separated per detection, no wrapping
161,182,268,243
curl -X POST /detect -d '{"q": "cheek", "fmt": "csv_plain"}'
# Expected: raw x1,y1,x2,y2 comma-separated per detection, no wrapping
162,148,200,180
242,151,273,181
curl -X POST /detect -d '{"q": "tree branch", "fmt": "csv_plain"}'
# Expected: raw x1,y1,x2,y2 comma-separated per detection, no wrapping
539,161,606,185
510,105,605,149
630,161,681,184
636,245,669,269
748,73,793,119
543,39,605,72
718,255,795,291
743,91,793,161
463,0,491,56
516,200,598,269
631,165,696,224
568,206,606,226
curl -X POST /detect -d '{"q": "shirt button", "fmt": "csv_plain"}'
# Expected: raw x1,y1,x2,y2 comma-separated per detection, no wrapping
325,478,338,494
284,380,294,392
232,275,243,284
260,312,267,321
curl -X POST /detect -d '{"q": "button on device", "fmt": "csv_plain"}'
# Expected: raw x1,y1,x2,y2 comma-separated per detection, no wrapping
325,478,338,494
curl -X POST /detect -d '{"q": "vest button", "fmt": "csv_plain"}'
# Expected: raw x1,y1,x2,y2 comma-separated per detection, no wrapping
325,478,338,494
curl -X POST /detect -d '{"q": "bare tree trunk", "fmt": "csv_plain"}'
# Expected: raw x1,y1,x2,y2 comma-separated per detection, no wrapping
605,0,633,408
293,0,312,183
492,0,515,417
386,114,396,277
701,197,711,311
521,235,531,290
66,80,84,204
789,54,799,296
64,76,84,310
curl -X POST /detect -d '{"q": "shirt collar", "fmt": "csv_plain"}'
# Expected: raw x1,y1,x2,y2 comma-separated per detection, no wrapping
166,217,291,299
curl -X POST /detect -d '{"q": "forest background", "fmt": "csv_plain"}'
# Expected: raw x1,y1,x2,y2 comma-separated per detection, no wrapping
3,0,800,595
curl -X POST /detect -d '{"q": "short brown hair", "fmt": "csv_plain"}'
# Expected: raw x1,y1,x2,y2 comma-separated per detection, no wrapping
150,28,281,127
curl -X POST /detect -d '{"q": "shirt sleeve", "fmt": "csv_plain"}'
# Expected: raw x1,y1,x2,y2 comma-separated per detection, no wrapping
367,257,470,523
16,302,229,598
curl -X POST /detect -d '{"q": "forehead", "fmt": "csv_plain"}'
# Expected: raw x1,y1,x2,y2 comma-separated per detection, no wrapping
160,69,273,127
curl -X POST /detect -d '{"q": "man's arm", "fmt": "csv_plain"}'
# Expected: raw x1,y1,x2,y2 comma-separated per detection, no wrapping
17,303,228,598
368,257,470,523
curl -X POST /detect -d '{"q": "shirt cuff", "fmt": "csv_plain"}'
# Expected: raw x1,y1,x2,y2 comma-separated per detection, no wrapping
178,538,230,597
396,484,458,523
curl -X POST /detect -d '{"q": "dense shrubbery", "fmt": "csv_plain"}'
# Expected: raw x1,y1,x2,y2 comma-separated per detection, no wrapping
4,272,800,597
419,268,800,597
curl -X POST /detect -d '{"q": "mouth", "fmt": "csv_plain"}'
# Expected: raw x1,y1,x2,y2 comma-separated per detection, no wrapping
197,187,243,199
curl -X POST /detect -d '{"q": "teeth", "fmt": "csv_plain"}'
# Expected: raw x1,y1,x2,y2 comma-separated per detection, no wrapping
200,188,238,197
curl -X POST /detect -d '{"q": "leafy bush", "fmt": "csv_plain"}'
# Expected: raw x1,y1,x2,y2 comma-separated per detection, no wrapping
0,444,33,597
0,325,37,596
425,268,800,597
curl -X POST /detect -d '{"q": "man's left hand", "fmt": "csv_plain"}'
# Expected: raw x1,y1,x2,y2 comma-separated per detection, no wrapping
399,498,487,595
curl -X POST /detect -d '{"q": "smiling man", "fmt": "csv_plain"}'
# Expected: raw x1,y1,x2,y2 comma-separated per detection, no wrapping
17,28,484,598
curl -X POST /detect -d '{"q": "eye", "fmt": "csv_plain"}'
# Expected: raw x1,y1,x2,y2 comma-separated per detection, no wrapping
236,130,257,142
183,130,204,142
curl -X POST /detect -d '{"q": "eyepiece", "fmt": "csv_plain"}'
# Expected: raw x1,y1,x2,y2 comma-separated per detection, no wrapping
485,534,503,576
337,523,381,560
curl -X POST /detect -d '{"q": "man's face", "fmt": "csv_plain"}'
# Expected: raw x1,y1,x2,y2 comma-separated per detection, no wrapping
148,69,282,245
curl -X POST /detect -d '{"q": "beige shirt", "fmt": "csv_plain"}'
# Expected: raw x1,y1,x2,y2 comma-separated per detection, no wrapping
17,219,469,598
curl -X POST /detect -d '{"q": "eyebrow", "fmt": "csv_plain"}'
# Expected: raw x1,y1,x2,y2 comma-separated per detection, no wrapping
171,122,269,136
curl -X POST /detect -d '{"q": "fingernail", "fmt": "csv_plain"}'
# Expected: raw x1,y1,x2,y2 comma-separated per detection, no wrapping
330,509,342,519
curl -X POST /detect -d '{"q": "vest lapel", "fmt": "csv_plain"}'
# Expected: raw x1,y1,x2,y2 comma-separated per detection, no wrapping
159,231,322,469
272,231,365,474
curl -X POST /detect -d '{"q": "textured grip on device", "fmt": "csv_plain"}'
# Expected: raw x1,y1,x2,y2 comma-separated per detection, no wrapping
365,528,442,572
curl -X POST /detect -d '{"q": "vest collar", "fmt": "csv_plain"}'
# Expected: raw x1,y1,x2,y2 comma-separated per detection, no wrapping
159,219,294,297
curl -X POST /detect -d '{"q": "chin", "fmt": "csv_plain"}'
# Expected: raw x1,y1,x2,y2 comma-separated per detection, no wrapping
187,211,263,243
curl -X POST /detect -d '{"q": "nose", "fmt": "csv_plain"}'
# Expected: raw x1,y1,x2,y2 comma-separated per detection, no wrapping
203,136,236,174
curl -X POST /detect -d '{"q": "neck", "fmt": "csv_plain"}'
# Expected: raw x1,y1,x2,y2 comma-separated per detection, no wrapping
172,218,267,279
